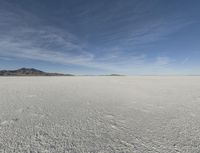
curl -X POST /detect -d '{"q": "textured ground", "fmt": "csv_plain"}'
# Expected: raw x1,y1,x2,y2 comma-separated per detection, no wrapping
0,76,200,153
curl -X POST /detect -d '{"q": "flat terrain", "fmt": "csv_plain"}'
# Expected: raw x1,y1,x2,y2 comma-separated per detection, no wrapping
0,77,200,153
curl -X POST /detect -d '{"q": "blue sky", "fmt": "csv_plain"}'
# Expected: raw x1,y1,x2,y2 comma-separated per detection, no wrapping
0,0,200,75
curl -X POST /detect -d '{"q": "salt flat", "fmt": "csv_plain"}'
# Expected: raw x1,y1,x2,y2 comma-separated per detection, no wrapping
0,76,200,153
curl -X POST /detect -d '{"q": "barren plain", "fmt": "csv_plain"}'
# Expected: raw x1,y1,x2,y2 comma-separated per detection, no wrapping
0,76,200,153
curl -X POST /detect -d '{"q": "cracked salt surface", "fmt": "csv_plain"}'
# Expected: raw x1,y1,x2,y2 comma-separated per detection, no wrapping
0,76,200,152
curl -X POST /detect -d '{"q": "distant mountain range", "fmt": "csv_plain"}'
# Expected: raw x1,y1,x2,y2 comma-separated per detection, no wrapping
0,68,74,76
0,68,125,76
108,74,125,76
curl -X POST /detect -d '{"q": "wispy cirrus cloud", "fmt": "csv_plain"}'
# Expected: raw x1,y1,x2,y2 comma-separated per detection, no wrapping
0,1,146,72
0,0,195,74
0,1,94,66
0,28,94,65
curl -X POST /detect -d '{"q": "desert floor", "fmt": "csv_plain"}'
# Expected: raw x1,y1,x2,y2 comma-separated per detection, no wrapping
0,76,200,153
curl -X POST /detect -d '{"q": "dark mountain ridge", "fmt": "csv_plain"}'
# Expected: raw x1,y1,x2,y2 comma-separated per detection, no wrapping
0,68,74,76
